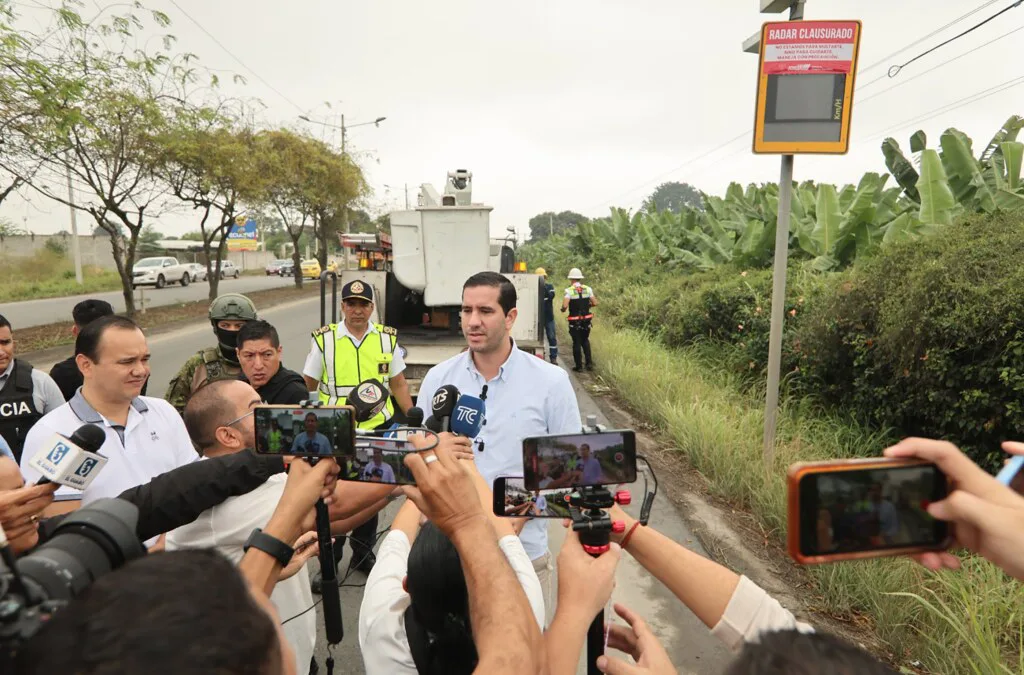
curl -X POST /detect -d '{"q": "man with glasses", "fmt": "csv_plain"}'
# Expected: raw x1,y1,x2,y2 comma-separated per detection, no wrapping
236,320,309,405
302,278,413,577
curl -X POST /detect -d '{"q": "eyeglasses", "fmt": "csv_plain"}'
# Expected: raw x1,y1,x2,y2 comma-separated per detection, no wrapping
222,410,255,429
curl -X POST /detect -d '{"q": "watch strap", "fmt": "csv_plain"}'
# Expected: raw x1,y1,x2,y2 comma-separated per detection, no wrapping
243,528,295,567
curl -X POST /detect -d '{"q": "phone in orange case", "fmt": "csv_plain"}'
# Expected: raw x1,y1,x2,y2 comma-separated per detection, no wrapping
787,457,953,565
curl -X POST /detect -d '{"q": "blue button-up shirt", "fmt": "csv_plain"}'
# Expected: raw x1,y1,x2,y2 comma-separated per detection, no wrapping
419,340,582,560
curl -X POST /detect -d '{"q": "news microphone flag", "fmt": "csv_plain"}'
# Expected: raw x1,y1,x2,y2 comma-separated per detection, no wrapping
29,426,108,490
451,394,485,439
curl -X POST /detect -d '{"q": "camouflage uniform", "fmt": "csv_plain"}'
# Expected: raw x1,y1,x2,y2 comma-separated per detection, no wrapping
165,293,258,414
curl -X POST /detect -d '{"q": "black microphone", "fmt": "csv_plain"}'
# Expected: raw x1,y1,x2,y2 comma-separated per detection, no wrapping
33,423,107,487
348,379,391,424
429,385,459,433
405,406,424,428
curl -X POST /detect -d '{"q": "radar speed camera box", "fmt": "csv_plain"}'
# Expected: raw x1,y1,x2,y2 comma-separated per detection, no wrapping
753,20,862,154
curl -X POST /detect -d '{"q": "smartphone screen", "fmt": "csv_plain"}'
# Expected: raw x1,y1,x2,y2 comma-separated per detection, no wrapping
996,455,1024,494
797,463,950,558
254,405,355,458
493,477,576,518
522,430,637,492
336,436,418,485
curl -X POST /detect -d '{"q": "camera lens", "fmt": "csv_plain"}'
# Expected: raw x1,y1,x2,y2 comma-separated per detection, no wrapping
16,499,145,603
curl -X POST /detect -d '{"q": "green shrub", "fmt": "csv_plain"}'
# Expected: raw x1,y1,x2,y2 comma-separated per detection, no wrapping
797,212,1024,470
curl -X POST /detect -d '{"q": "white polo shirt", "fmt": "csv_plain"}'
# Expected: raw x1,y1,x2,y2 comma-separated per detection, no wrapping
165,472,315,675
19,392,199,533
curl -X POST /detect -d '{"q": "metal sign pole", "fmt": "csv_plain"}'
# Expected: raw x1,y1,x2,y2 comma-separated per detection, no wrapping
762,0,804,468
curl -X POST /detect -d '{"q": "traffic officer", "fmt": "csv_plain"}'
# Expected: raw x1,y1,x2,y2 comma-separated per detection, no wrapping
302,278,413,578
535,267,558,364
165,293,258,413
560,267,598,372
0,314,65,462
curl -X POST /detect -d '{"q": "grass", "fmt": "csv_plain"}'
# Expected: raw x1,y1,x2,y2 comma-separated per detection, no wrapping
0,249,123,302
15,283,319,354
587,323,1023,674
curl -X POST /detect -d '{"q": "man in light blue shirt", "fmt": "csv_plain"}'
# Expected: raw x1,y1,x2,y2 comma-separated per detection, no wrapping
579,443,604,485
418,271,582,624
289,413,333,456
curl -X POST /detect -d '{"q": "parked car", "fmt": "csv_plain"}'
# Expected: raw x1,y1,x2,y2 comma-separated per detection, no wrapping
300,259,321,279
131,256,190,289
265,259,291,275
186,263,208,283
218,260,241,279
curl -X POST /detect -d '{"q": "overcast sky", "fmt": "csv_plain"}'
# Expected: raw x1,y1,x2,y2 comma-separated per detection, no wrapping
5,0,1022,240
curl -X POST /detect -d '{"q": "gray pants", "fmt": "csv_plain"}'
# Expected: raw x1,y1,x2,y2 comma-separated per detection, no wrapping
532,550,556,628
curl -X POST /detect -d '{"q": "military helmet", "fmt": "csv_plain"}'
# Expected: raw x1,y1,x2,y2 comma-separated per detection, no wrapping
209,293,258,322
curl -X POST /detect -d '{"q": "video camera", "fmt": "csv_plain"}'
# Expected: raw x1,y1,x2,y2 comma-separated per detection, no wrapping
0,498,145,668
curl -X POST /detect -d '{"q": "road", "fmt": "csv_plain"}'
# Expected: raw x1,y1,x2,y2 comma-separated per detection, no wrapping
2,274,296,330
31,298,734,675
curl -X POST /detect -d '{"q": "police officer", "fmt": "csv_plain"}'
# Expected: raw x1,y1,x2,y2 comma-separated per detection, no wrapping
0,314,66,462
536,267,558,364
165,293,258,414
560,267,598,372
302,279,413,579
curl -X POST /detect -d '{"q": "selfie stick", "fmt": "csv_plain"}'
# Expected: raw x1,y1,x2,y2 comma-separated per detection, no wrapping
315,271,344,662
571,415,629,675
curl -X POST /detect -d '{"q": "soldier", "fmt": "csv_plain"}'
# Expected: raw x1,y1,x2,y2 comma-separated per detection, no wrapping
165,293,258,414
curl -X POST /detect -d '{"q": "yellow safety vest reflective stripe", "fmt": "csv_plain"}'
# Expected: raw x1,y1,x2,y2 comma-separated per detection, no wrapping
565,285,595,321
312,323,396,430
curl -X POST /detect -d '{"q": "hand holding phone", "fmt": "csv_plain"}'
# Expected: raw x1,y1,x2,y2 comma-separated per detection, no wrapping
883,438,1024,580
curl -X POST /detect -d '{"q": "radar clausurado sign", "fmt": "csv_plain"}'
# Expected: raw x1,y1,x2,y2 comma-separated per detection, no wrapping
753,20,862,154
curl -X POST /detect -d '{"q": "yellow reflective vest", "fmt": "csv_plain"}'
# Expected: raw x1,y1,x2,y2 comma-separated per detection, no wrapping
311,322,397,430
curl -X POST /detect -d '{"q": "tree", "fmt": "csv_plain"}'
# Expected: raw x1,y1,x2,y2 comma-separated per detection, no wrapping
12,4,193,314
137,224,164,256
0,218,27,236
155,111,266,300
642,181,704,214
527,211,589,241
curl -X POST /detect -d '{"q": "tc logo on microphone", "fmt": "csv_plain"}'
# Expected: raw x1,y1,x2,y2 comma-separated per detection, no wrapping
455,406,479,424
432,390,448,409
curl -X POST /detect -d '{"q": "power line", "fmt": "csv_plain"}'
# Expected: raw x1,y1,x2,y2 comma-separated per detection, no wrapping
584,4,1007,211
887,0,1023,77
165,0,305,114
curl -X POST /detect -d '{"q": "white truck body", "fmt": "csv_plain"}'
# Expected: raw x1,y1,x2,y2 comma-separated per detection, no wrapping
131,256,190,288
332,170,545,398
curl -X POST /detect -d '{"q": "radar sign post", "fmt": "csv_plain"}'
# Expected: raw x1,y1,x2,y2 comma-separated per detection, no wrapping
750,8,862,469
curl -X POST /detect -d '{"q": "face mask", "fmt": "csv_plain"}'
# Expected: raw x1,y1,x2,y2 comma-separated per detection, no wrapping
214,325,241,364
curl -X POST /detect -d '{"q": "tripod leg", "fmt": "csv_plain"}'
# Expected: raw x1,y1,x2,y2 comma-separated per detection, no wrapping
587,608,604,675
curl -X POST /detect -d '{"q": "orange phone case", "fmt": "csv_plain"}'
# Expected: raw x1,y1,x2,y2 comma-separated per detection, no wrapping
786,457,953,565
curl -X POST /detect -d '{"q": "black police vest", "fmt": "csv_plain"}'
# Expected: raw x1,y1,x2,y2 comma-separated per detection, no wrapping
567,289,593,322
0,359,44,462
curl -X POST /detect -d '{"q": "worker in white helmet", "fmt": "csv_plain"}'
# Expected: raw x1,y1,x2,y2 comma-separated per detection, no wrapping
560,268,598,372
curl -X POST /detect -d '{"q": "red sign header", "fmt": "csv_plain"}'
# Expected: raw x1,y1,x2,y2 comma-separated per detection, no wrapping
762,20,859,75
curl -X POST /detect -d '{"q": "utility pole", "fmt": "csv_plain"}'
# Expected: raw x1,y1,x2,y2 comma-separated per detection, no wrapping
65,166,83,284
340,113,350,271
760,0,805,468
404,183,410,210
549,214,553,237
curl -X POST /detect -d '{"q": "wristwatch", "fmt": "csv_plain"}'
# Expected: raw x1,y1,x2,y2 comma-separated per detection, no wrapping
243,528,295,567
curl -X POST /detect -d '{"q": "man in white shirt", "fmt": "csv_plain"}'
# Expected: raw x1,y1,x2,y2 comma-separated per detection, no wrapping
362,448,397,483
19,316,197,533
167,379,318,675
289,412,333,455
417,271,582,624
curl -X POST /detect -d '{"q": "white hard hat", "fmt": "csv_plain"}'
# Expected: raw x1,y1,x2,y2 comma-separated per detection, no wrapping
568,267,584,280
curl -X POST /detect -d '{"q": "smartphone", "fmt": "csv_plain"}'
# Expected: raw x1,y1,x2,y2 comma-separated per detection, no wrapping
787,458,952,565
522,430,637,492
493,477,576,518
254,405,355,458
996,455,1024,494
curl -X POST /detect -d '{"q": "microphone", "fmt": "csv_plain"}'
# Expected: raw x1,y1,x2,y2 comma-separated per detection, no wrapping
347,379,390,424
30,424,108,489
451,394,485,439
428,385,459,433
405,406,424,428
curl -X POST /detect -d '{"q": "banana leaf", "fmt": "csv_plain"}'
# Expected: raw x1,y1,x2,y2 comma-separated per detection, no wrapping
940,129,995,212
918,149,958,226
811,184,842,257
910,130,927,153
881,138,921,202
980,115,1024,164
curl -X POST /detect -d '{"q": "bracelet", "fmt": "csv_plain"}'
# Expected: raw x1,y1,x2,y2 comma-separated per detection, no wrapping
620,521,642,550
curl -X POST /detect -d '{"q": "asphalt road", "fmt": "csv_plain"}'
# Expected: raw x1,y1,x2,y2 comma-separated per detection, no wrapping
3,273,296,330
31,299,734,675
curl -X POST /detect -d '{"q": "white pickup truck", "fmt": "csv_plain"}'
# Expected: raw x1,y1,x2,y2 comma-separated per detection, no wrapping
131,256,191,289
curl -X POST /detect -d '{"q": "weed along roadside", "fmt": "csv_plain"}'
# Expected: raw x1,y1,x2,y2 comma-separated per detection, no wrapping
14,284,318,355
554,301,1023,673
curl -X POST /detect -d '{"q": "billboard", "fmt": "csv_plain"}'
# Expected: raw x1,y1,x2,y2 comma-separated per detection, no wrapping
227,216,258,251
